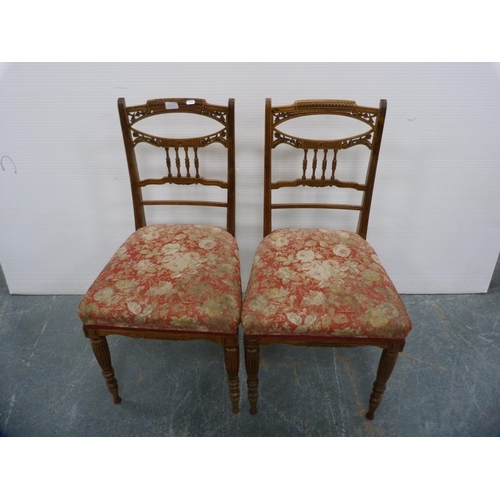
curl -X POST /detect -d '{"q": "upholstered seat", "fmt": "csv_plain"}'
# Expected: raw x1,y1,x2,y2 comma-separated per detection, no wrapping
242,228,411,339
79,224,241,334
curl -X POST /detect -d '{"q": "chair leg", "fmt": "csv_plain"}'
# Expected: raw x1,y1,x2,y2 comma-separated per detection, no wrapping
244,336,260,414
223,338,240,414
89,336,122,404
366,344,401,420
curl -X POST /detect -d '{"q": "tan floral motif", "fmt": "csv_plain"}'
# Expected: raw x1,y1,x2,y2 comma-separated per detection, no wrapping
242,228,411,339
78,224,242,334
333,244,351,258
199,238,217,250
296,249,316,262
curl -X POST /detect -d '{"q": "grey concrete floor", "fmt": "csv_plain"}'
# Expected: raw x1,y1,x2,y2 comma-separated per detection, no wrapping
1,258,499,437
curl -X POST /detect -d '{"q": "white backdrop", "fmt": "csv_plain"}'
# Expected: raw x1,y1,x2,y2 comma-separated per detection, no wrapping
1,62,500,294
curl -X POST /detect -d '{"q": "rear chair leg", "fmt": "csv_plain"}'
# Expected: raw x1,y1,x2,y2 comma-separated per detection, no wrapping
244,336,260,414
366,344,402,419
89,335,122,404
223,338,240,414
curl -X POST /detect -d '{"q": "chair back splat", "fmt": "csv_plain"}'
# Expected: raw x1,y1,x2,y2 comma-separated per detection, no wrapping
264,98,386,239
242,98,411,420
78,98,241,414
118,97,236,235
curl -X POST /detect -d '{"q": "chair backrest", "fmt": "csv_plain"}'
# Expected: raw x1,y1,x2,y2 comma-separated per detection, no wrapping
264,98,387,239
118,97,236,235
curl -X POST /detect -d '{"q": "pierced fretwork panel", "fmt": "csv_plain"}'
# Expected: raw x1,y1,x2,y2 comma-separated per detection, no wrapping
273,105,378,130
127,98,228,127
273,130,373,151
131,128,227,148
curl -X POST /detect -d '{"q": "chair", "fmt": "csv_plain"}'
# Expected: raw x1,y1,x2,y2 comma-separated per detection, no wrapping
241,98,412,419
78,97,241,413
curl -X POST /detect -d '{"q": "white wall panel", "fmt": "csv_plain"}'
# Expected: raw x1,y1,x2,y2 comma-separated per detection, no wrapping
1,62,499,294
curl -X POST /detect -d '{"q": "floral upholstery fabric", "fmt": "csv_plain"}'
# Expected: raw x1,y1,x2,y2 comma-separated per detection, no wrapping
242,229,411,339
78,224,241,334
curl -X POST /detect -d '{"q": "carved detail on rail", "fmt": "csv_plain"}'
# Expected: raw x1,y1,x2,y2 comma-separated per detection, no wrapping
273,131,373,151
131,129,227,148
273,108,378,128
128,107,227,126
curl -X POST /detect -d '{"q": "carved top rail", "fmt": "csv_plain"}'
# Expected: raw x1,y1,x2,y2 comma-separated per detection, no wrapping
126,98,228,125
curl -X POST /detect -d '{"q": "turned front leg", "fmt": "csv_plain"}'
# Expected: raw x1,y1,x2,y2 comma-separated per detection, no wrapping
223,338,240,414
88,335,121,404
244,336,260,414
366,344,402,419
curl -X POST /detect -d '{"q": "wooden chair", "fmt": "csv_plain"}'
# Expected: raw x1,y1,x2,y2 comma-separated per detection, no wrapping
78,98,241,413
241,98,412,419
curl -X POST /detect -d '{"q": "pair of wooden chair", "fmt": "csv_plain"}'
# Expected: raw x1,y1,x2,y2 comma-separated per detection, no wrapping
78,97,412,419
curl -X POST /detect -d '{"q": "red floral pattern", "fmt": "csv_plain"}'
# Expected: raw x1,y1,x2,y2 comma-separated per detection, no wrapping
242,229,411,339
78,224,242,334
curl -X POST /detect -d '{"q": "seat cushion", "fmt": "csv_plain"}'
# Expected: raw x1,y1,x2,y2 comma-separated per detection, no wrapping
78,224,241,334
242,228,411,339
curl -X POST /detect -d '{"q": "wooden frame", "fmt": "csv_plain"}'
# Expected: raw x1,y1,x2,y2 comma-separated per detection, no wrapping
244,98,408,419
82,98,240,413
